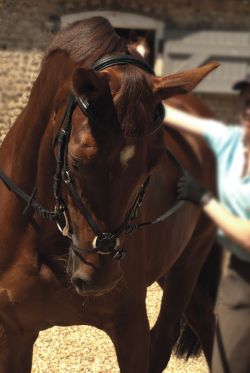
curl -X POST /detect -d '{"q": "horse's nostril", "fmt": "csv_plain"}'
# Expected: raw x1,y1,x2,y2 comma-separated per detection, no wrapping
71,276,85,291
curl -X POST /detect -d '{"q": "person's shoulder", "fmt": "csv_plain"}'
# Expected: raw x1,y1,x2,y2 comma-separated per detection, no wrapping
203,120,241,153
203,119,230,136
225,124,242,139
211,121,242,136
227,123,242,130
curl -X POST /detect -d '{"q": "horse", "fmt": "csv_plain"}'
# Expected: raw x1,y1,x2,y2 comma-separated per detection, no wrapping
127,30,152,63
0,17,221,373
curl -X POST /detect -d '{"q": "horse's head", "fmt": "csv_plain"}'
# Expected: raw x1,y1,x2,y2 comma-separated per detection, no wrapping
128,31,152,62
52,54,218,296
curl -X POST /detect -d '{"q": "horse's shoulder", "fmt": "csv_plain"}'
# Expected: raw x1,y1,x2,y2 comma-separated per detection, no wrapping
166,94,215,119
163,120,215,186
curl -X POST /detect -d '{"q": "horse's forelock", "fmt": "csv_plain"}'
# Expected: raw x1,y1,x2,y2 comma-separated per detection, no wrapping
118,66,152,136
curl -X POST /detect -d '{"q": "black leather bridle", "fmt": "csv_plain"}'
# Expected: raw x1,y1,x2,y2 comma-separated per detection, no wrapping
0,54,185,261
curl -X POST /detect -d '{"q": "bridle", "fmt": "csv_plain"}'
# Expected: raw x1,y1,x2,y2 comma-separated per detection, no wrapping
0,53,185,261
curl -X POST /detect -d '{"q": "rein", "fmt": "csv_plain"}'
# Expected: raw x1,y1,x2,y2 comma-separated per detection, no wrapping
0,54,186,261
0,171,58,221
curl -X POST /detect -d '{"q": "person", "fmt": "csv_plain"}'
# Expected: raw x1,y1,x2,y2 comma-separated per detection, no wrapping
164,75,250,373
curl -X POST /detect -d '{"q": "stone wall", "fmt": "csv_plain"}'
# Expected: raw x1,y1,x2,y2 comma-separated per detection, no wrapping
1,0,249,136
0,50,42,142
1,0,250,51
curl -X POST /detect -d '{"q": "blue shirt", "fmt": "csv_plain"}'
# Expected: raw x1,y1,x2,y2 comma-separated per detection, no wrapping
203,120,250,262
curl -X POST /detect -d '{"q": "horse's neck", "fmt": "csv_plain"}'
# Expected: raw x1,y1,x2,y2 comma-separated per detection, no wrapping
0,54,72,240
0,53,72,180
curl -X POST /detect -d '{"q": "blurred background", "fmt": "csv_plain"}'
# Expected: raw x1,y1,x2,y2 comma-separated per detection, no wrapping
0,1,250,371
1,0,250,143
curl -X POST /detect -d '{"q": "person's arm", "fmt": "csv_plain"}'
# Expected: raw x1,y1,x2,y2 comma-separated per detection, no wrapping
203,198,250,252
164,104,233,158
164,104,207,137
177,174,250,252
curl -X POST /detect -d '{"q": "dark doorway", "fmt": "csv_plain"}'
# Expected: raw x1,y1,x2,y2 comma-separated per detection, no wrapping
115,28,155,67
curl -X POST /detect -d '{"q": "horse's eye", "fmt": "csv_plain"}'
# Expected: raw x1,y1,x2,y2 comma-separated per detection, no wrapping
153,104,165,124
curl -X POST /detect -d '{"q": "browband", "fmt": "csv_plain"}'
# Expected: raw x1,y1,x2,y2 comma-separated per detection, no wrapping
92,55,155,75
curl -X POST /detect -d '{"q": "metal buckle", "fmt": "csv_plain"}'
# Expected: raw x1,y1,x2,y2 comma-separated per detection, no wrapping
125,225,136,234
63,170,71,184
113,249,126,260
113,239,126,259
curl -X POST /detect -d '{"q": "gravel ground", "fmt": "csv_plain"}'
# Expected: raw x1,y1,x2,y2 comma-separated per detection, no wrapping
32,283,208,373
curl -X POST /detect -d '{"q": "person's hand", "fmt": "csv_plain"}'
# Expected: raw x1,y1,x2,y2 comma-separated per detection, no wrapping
177,173,212,206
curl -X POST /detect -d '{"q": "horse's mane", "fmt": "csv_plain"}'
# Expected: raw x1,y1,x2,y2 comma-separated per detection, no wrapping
23,17,126,120
44,16,126,66
25,17,152,136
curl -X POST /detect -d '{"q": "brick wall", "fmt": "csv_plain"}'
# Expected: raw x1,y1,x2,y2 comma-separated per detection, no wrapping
2,0,250,50
1,0,249,136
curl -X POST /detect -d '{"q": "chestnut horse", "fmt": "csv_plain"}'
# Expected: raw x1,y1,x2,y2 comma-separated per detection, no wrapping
0,17,220,373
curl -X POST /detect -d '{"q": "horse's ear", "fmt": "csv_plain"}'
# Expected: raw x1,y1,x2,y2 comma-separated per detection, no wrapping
153,62,220,99
72,68,103,99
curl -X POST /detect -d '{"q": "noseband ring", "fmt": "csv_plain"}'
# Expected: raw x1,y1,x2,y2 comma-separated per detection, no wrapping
56,207,72,239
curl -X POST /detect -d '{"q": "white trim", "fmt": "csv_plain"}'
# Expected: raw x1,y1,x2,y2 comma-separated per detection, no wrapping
61,11,164,30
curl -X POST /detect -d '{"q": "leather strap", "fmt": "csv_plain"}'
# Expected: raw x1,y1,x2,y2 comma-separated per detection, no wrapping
0,170,58,221
92,54,155,75
124,147,186,234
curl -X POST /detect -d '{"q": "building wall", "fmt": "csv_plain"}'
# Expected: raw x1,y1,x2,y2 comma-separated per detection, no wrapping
1,0,249,136
1,0,250,51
